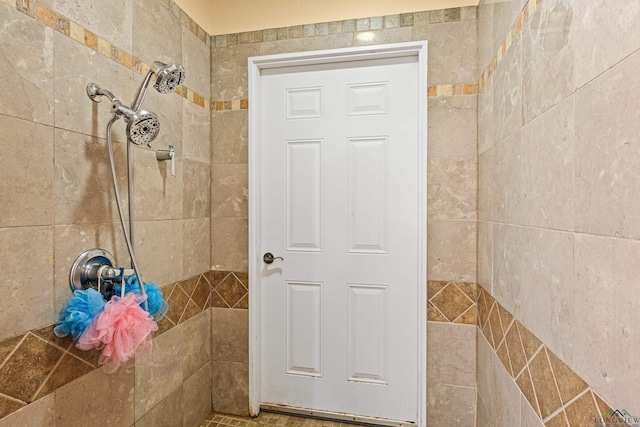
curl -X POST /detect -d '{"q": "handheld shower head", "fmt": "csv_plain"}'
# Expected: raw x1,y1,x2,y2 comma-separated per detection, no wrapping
115,104,160,145
130,61,186,111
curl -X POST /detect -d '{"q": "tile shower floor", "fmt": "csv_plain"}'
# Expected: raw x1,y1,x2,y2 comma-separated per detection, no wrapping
201,412,368,427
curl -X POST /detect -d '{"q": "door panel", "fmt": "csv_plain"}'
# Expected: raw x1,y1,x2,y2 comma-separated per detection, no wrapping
259,55,420,423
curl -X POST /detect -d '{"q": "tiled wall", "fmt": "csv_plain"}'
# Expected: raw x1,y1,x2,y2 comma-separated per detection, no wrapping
477,0,640,424
209,8,480,424
0,0,212,424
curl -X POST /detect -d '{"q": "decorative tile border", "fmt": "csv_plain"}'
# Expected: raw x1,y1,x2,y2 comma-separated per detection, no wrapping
427,281,476,324
210,271,249,309
428,83,477,97
210,7,477,47
0,272,212,421
478,0,541,91
210,81,478,113
3,0,211,111
477,285,630,426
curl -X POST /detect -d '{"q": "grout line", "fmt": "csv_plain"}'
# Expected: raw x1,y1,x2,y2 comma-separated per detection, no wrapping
0,392,27,405
29,350,65,402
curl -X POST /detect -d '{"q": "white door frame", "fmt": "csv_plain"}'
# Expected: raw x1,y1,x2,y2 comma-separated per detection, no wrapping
248,41,428,427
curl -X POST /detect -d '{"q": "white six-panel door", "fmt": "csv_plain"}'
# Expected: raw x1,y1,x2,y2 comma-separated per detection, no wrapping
251,44,426,425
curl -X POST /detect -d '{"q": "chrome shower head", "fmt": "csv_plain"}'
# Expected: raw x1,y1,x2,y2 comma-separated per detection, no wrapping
86,82,161,145
116,104,160,145
130,61,186,111
152,61,186,94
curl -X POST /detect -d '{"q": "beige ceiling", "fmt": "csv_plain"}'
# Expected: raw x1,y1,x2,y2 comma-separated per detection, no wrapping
174,0,479,36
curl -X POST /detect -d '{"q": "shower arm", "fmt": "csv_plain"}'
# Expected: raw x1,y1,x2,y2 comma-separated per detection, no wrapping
130,70,155,112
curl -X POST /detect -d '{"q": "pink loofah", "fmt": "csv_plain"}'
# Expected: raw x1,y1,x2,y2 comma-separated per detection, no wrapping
77,293,158,373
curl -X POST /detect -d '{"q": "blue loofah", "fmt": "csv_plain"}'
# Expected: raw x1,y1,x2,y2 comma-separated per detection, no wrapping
54,288,106,341
114,275,168,321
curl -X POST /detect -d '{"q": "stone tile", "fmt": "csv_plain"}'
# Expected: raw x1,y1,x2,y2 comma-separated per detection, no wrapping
476,331,496,416
211,219,248,272
183,159,211,219
427,302,447,322
34,354,93,400
135,219,183,286
301,33,354,52
529,348,562,419
412,20,477,85
504,322,526,378
461,6,477,21
477,221,492,294
211,110,248,164
522,0,574,123
0,227,53,342
135,387,183,427
478,76,494,154
545,411,569,427
0,394,53,427
427,95,477,158
493,0,525,56
492,132,521,224
0,334,62,402
182,310,211,379
427,220,476,282
427,323,476,387
353,28,412,47
516,321,543,361
53,0,132,51
521,395,545,427
133,147,183,221
427,280,448,300
493,345,521,427
55,32,133,141
135,325,183,419
211,45,260,101
191,275,211,309
183,218,210,279
574,50,640,240
430,283,474,322
183,98,211,163
477,146,493,221
571,0,640,89
516,367,541,418
546,350,587,405
183,362,212,427
454,305,476,325
55,365,134,427
493,36,522,144
426,384,475,427
212,308,248,363
132,0,181,66
0,116,53,227
445,8,461,22
0,335,24,366
520,96,575,230
477,0,494,75
212,361,249,416
259,39,304,56
573,234,640,415
0,396,25,421
53,129,129,225
180,299,201,323
564,391,600,427
212,164,248,218
0,4,54,125
487,304,504,349
427,158,477,220
182,26,210,97
166,284,190,324
496,341,512,376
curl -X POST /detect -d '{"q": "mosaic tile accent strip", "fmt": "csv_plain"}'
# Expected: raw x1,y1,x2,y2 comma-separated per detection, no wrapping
428,83,477,97
214,99,250,111
200,411,364,427
0,272,211,422
427,281,476,324
477,285,631,426
210,6,476,43
212,82,477,112
5,0,211,111
210,271,249,309
478,0,541,91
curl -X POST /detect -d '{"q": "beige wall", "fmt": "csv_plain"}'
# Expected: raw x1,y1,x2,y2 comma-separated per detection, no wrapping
176,0,478,35
476,0,640,424
0,0,213,424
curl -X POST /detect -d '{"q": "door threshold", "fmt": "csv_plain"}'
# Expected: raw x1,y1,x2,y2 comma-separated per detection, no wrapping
260,404,416,427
